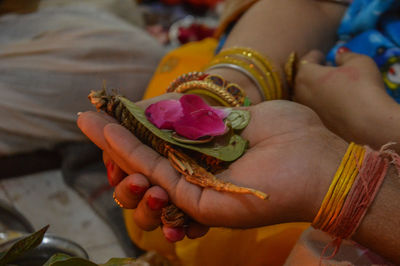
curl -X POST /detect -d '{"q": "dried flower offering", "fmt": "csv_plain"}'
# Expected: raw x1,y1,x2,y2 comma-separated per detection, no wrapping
88,89,268,227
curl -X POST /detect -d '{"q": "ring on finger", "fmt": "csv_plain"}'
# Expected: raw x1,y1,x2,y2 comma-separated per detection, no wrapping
113,191,124,208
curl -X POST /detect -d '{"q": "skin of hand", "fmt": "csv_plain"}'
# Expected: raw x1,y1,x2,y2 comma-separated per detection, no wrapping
77,96,348,240
293,50,400,152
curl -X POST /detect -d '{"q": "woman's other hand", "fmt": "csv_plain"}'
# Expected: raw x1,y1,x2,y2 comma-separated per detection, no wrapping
294,50,400,151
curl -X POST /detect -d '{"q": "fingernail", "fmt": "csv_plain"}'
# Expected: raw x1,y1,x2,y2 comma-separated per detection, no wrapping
106,161,116,187
337,46,350,55
77,112,82,116
147,196,167,210
163,226,185,242
128,184,147,195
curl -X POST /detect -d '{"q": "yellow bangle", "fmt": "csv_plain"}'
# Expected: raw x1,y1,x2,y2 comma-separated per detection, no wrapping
312,143,366,230
216,47,283,99
215,51,277,100
284,52,297,93
206,56,274,100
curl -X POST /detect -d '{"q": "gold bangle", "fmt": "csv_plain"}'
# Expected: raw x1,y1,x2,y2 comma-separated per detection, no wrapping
206,62,266,101
167,73,249,106
215,51,277,100
217,47,283,99
206,56,274,100
284,52,297,94
204,74,248,105
166,71,207,93
175,80,241,107
113,191,124,208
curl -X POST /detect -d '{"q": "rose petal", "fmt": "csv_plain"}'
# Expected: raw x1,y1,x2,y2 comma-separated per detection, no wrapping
213,107,231,120
173,109,227,140
180,94,230,119
145,99,183,129
179,94,211,115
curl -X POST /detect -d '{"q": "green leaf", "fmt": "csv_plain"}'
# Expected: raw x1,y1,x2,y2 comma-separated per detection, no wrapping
119,96,248,162
44,255,139,266
226,110,251,130
100,258,138,266
0,225,49,265
43,253,73,265
43,256,97,266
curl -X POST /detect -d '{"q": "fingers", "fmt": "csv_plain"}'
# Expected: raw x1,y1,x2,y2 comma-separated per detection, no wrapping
335,49,374,67
77,111,117,150
103,123,181,192
114,173,150,208
185,221,209,239
300,50,325,65
132,186,169,231
161,221,209,242
104,156,126,187
293,50,331,102
162,226,186,242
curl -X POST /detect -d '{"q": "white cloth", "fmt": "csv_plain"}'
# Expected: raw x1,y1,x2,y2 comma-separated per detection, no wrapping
0,1,165,155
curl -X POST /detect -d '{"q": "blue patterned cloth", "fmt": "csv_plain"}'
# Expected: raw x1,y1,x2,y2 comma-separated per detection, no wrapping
327,0,400,102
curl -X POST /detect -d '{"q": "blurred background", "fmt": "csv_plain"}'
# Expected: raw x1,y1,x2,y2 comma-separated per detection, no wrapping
0,0,224,264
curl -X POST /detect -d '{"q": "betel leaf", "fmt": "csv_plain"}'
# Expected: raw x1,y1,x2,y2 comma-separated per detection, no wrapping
119,96,249,162
43,253,74,265
0,225,49,265
226,109,251,130
100,258,138,266
43,254,97,266
44,255,141,266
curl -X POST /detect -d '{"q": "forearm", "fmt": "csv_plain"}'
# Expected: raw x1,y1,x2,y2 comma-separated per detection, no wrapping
353,165,400,264
311,147,400,264
207,0,346,103
367,99,400,153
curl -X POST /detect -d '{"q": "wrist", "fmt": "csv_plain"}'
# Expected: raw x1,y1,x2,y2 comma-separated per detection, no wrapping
304,132,348,222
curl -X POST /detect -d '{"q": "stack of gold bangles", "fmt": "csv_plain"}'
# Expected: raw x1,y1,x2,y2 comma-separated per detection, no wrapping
205,47,283,101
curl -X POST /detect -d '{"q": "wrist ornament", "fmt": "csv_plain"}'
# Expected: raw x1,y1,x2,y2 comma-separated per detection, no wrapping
313,142,400,258
167,71,250,107
205,47,283,101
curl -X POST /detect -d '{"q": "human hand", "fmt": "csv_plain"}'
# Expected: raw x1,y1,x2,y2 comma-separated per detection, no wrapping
78,96,347,241
293,50,400,151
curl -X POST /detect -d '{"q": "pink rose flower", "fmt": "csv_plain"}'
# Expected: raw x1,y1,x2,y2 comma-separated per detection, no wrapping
145,94,229,140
